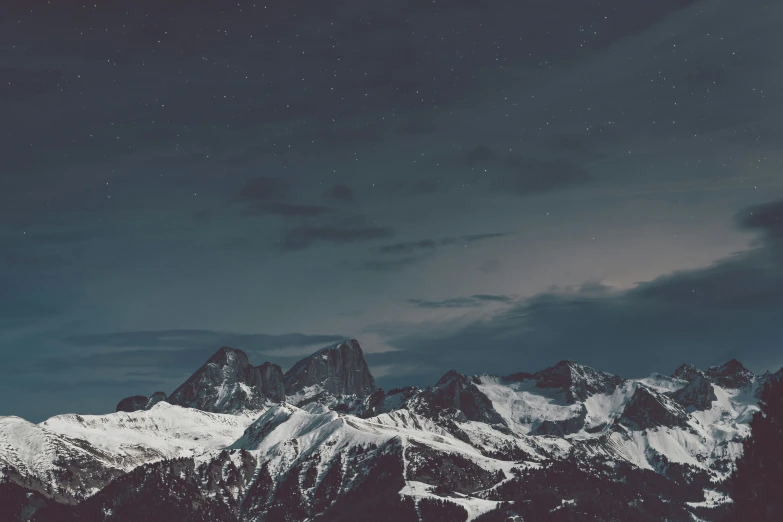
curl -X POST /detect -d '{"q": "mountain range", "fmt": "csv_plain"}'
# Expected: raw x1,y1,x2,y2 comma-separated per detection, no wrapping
1,338,779,521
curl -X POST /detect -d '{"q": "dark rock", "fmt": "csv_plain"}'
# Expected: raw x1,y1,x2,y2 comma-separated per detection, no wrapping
283,339,376,400
257,362,285,402
414,370,506,426
669,376,716,411
532,360,624,403
464,145,491,164
706,359,754,389
145,391,168,409
672,363,703,382
168,347,284,413
116,396,149,413
535,405,587,436
618,386,689,430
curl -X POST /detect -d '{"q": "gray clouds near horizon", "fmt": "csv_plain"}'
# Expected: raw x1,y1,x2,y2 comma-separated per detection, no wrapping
1,0,783,420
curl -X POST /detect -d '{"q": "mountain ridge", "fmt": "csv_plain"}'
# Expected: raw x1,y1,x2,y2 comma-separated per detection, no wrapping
3,338,780,522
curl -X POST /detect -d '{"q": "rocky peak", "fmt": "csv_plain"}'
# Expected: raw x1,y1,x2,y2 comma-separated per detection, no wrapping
116,395,149,413
115,392,169,413
672,363,704,382
533,360,624,403
669,375,716,411
411,370,506,426
166,346,284,413
283,339,376,402
706,359,754,389
257,362,286,402
435,369,471,388
618,385,689,430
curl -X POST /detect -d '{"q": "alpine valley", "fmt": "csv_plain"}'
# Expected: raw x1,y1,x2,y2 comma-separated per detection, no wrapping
1,339,778,522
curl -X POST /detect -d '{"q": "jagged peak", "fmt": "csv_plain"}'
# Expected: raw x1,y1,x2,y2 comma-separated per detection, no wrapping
672,363,703,382
618,384,689,430
207,345,251,365
707,358,749,376
533,359,624,402
435,369,469,387
283,338,376,402
706,359,754,389
312,338,363,355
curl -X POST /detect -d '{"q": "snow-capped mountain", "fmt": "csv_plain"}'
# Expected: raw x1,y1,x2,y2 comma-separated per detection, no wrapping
1,338,778,521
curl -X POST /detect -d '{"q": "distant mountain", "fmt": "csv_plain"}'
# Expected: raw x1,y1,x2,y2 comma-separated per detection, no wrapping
283,338,376,410
1,338,776,521
116,347,285,414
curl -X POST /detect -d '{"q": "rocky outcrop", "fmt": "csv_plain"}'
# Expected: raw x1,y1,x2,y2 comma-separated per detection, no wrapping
168,347,284,413
531,360,625,403
618,386,689,430
669,376,716,411
534,405,587,436
116,396,149,413
257,362,286,402
283,339,376,401
706,359,754,389
671,363,704,382
413,371,506,426
145,391,168,409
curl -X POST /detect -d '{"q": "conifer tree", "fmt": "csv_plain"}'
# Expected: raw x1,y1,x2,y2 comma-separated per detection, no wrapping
731,376,783,521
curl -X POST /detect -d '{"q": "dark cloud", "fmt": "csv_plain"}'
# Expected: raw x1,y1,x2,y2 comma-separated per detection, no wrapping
244,202,333,218
407,294,514,309
373,200,783,387
38,331,348,385
325,184,355,203
391,179,441,195
496,158,591,195
409,179,440,194
395,116,439,135
378,232,510,255
362,257,419,272
282,225,394,250
379,239,438,255
3,252,69,271
192,210,211,225
739,200,783,239
0,66,71,100
234,177,292,202
464,145,492,165
63,329,345,351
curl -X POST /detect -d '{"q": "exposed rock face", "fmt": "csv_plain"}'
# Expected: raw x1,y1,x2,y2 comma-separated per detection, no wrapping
706,359,754,389
168,347,284,413
535,405,587,436
116,396,149,413
414,371,506,426
532,360,625,403
283,339,376,400
670,376,717,411
145,391,168,409
619,386,689,430
672,363,704,382
257,362,286,402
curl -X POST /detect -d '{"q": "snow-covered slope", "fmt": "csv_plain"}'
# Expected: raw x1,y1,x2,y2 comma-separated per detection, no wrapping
41,402,262,467
0,339,777,522
0,403,263,502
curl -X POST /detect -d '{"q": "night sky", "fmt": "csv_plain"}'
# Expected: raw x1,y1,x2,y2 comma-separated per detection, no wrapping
2,0,782,421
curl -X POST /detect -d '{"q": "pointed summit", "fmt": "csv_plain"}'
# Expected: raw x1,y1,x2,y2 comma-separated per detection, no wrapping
706,359,753,389
670,375,717,411
283,339,376,405
424,370,506,425
618,385,689,430
167,346,284,413
532,360,624,402
672,363,703,382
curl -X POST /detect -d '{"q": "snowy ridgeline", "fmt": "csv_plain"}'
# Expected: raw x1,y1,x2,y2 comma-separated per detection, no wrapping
0,340,774,521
